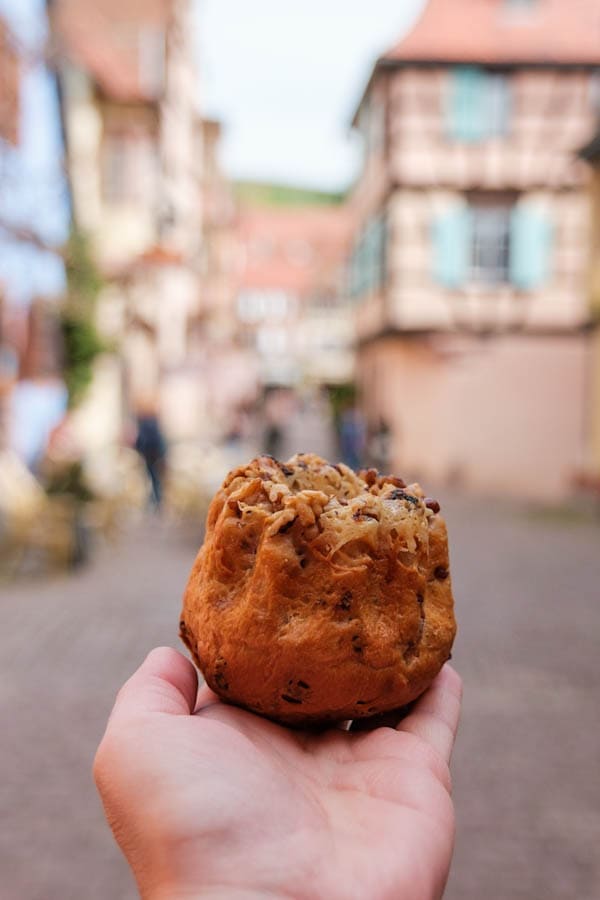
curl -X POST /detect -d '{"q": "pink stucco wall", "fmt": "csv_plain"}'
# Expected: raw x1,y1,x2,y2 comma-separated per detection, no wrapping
360,333,588,500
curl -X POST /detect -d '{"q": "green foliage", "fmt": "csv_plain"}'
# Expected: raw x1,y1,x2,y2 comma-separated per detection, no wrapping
60,230,106,408
60,312,105,407
235,180,346,208
64,229,103,308
328,383,357,424
44,460,95,504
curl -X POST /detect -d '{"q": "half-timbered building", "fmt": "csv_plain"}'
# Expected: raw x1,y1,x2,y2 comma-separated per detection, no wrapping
350,0,600,499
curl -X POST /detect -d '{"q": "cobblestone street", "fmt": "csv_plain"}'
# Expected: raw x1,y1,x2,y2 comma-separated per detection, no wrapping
1,495,599,900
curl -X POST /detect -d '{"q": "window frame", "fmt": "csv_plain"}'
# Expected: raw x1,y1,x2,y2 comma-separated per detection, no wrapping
447,66,511,142
469,203,513,286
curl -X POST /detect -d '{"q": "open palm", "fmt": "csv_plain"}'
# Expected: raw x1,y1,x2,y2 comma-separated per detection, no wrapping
95,648,462,900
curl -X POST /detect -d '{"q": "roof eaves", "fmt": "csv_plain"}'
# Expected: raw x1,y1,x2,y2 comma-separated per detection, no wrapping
351,55,600,128
378,56,600,69
350,58,387,128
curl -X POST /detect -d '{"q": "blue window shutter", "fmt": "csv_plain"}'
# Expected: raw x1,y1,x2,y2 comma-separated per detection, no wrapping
353,239,363,298
509,206,553,290
433,207,472,288
349,239,363,299
448,67,486,141
371,216,386,290
348,215,388,298
366,221,376,291
361,231,370,295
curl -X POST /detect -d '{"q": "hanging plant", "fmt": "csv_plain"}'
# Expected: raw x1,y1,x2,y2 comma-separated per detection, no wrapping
60,229,106,408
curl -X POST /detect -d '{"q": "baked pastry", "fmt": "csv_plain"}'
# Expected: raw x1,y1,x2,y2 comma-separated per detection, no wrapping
180,453,456,726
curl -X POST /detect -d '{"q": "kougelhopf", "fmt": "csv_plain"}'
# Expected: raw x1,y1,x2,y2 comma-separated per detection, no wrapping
180,453,456,726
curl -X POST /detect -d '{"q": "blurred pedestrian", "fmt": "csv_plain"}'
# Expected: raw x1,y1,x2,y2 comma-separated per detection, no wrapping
339,403,366,470
134,404,167,509
262,388,294,459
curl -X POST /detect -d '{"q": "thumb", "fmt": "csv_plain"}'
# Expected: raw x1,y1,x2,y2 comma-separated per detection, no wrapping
109,647,198,722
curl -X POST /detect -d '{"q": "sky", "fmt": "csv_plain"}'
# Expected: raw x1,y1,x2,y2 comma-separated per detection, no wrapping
198,0,427,191
0,0,427,303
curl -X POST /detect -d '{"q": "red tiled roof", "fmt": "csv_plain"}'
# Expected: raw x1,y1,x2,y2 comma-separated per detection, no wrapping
238,207,355,296
137,245,185,266
384,0,600,66
51,0,172,103
106,244,185,280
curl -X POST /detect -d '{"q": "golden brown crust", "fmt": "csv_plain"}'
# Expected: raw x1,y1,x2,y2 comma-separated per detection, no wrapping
180,453,456,725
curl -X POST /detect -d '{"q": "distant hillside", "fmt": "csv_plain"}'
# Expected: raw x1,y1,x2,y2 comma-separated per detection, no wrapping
234,181,345,208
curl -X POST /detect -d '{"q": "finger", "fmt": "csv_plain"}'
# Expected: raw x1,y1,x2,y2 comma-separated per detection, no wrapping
110,647,198,722
195,680,220,712
397,665,462,763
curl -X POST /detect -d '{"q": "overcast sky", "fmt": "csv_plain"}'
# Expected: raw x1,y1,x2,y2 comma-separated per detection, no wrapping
0,0,427,303
198,0,427,191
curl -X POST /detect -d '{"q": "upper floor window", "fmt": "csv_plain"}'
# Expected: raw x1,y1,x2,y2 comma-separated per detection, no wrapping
102,132,159,204
447,67,510,142
433,197,553,291
103,135,129,203
349,214,387,300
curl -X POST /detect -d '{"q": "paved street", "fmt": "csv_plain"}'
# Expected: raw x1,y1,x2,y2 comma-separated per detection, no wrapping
1,495,599,900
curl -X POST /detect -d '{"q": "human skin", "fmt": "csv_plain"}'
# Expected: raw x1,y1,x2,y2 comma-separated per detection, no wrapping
94,647,462,900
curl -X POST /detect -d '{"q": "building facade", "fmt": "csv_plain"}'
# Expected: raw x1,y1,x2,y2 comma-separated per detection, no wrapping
580,129,600,487
350,0,600,499
0,15,19,147
1,5,68,464
236,205,355,390
51,0,235,448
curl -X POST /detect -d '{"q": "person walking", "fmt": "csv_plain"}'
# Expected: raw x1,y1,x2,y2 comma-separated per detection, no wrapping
134,405,167,509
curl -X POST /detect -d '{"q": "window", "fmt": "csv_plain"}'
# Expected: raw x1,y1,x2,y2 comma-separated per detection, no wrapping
471,205,511,284
103,135,128,203
102,132,159,204
447,67,510,141
349,214,387,300
237,290,290,323
433,198,553,290
486,73,511,138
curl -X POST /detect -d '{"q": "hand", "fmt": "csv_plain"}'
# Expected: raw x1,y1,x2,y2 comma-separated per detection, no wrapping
94,648,462,900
